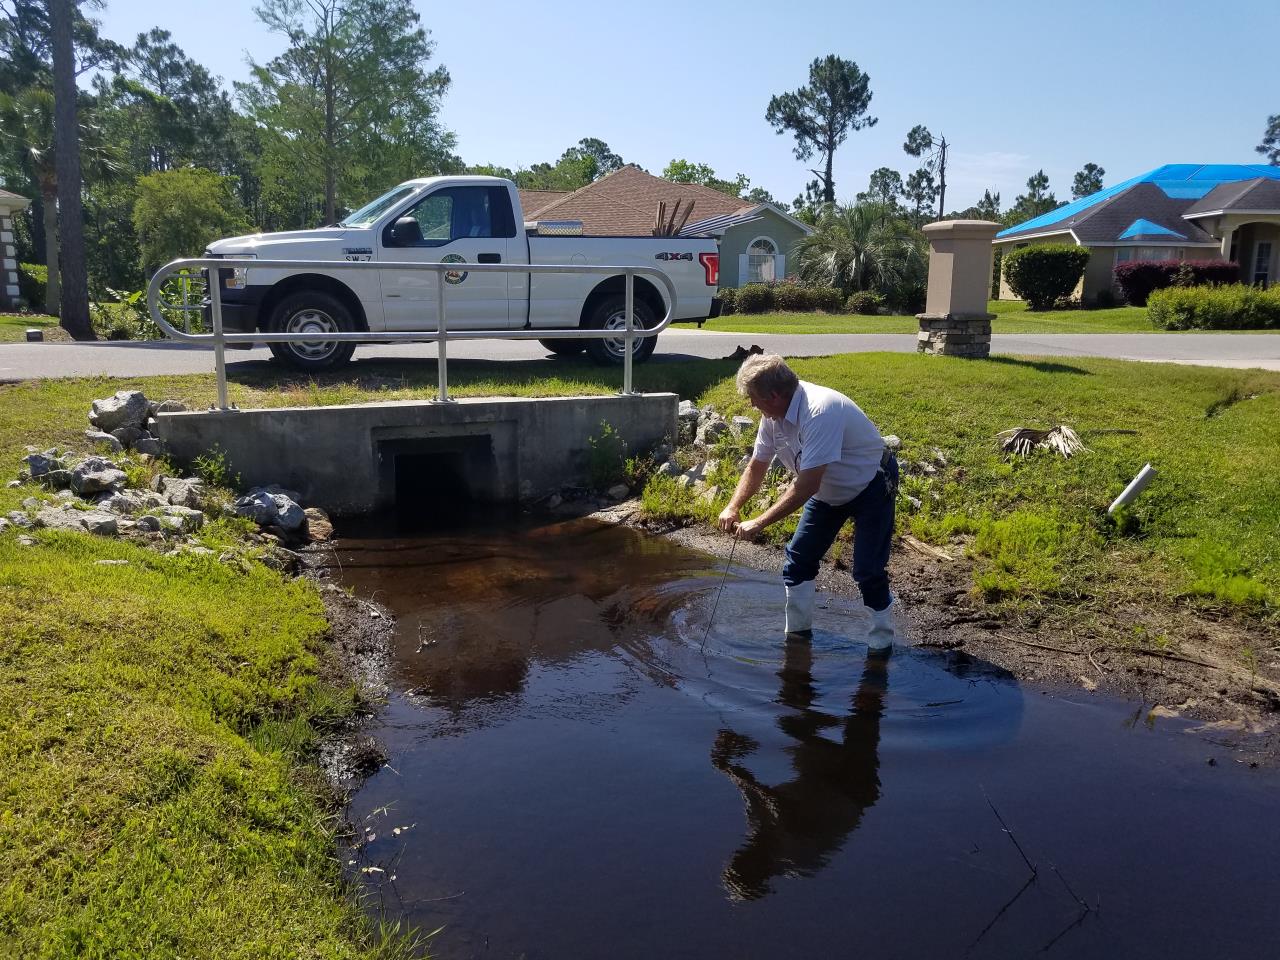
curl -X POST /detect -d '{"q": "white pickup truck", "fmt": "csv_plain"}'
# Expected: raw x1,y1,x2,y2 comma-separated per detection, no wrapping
204,175,721,370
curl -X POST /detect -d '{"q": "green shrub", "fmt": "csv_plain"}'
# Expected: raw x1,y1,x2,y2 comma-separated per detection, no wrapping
736,283,774,314
809,286,845,312
845,290,885,315
587,420,627,488
772,282,813,311
192,445,241,489
717,286,737,315
18,263,47,312
886,276,927,314
90,288,164,340
1002,243,1091,310
1148,284,1280,330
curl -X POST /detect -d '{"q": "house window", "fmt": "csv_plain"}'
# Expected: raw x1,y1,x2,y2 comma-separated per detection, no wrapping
1115,248,1133,265
1253,241,1272,287
747,237,778,283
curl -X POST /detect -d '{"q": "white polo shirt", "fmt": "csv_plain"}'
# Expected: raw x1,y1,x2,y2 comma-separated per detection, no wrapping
751,380,885,506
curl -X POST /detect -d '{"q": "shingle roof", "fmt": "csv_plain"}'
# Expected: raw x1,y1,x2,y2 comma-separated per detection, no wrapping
0,187,31,203
523,165,750,236
518,190,572,218
998,164,1280,241
1183,178,1280,218
1066,182,1216,245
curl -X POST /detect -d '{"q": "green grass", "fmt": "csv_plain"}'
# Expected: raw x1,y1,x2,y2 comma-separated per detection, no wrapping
0,312,64,343
0,379,430,957
699,299,1278,335
701,312,920,334
631,354,1280,616
4,357,1278,618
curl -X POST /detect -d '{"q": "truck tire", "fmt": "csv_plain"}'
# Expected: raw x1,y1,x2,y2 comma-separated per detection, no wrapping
538,338,586,356
584,295,658,366
266,291,357,372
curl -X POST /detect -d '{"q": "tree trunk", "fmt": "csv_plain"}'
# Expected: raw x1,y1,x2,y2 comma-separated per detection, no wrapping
29,192,46,265
937,139,947,220
41,186,60,316
323,77,337,225
50,0,94,340
823,149,835,205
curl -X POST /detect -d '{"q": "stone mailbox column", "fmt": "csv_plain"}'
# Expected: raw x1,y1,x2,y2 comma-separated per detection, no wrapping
0,191,32,311
916,219,1001,358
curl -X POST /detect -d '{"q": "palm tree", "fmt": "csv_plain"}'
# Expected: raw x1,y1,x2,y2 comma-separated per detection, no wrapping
793,201,927,303
0,86,119,317
0,88,62,314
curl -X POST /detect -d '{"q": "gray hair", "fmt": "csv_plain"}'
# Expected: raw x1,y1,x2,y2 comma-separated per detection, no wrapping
736,353,799,398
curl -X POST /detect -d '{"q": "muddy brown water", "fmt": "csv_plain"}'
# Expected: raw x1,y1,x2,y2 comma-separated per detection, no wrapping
329,515,1279,959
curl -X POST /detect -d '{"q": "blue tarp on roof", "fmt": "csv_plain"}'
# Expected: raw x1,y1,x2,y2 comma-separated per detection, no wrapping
1118,218,1185,240
996,165,1280,238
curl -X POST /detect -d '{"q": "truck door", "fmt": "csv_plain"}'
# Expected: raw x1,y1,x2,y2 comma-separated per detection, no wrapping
379,185,517,330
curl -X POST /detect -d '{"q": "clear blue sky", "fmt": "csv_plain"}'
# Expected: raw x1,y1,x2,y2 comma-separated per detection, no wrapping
92,0,1279,210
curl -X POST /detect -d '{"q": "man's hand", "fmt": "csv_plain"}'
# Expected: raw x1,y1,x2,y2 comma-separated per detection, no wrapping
735,517,765,541
717,505,740,533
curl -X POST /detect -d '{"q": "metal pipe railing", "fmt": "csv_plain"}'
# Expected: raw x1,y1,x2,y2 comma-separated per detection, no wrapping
146,258,680,408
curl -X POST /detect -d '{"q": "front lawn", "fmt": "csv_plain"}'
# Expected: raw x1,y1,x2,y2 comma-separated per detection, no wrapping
0,312,67,343
701,300,1187,335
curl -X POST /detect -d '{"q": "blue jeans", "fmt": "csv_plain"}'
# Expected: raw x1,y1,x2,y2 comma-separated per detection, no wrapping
782,454,897,611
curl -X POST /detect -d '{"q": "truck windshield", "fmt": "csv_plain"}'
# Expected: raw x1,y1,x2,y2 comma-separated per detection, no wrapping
339,185,418,228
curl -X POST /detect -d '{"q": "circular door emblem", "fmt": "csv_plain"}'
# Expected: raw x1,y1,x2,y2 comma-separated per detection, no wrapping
441,253,468,284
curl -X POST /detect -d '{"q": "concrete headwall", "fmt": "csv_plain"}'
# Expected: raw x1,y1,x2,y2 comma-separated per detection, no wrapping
154,394,678,515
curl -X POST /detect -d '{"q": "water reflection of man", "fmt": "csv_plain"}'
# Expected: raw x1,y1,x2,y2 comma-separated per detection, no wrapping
718,354,898,650
711,638,889,900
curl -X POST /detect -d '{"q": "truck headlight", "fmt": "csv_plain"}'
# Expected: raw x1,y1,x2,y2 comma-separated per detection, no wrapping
225,254,257,289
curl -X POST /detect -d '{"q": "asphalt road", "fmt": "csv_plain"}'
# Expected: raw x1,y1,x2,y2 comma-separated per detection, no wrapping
2,329,1279,381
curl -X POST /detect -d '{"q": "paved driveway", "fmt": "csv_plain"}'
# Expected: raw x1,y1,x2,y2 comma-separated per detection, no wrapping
1,329,1278,380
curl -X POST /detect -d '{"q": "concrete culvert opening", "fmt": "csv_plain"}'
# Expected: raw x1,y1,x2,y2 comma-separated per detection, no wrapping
381,435,506,527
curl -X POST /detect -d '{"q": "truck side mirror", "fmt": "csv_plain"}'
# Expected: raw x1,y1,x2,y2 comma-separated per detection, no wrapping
387,217,423,247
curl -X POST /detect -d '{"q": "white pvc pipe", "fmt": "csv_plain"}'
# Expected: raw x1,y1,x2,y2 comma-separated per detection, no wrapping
1108,463,1157,515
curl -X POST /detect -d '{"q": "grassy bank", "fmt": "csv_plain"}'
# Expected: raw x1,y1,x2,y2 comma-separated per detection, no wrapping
701,300,1180,335
632,355,1280,618
0,380,422,957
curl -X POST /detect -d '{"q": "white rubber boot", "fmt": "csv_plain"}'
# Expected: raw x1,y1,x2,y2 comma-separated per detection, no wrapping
867,595,896,652
784,581,816,635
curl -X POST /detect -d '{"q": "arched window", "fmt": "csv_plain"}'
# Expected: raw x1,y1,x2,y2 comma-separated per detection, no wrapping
747,236,779,283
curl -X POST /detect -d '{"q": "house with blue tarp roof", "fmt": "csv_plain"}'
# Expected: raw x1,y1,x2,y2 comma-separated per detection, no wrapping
993,164,1280,305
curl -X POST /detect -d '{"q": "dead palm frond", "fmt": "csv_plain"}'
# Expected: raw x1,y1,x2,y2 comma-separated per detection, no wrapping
997,425,1085,459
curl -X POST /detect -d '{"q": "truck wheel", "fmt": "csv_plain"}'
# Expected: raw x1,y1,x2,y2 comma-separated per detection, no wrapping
584,296,658,366
538,338,586,356
266,291,357,372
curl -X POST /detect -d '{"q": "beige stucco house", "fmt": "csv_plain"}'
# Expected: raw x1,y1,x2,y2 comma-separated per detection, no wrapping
992,164,1280,304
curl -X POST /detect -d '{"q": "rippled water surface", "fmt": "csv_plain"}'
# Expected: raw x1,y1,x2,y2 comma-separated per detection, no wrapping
330,516,1279,959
